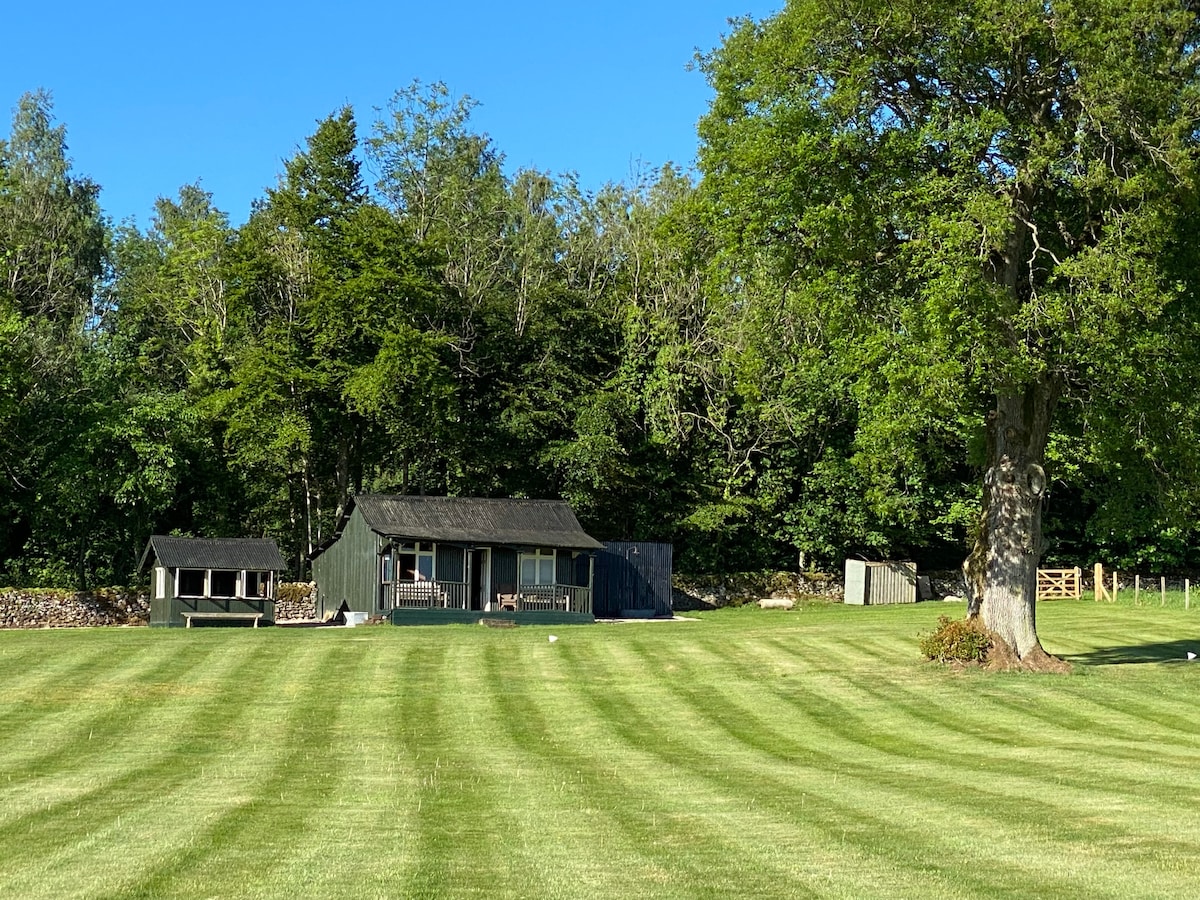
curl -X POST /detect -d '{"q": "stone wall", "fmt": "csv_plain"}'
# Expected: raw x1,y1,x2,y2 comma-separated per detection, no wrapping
673,571,844,610
0,582,321,629
275,582,318,621
0,588,150,629
672,568,968,610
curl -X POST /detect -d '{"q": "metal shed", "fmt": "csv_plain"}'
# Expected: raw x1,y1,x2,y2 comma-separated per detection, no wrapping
593,542,674,618
140,536,287,627
843,560,918,605
310,495,603,625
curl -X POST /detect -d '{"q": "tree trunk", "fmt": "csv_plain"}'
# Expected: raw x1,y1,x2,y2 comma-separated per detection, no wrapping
964,377,1059,660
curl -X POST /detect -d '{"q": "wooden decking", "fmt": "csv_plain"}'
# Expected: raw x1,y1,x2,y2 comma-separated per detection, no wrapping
389,607,595,627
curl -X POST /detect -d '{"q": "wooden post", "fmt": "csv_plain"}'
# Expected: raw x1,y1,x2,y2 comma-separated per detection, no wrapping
588,554,595,616
1187,579,1191,611
1135,574,1141,605
1112,571,1118,603
1161,576,1167,607
1093,563,1108,602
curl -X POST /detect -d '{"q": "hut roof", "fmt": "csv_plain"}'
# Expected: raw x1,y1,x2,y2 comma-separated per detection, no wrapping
139,536,287,572
347,495,603,551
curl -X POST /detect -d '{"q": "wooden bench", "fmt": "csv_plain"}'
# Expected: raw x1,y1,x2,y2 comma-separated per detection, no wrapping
183,611,264,628
393,581,447,608
517,589,570,611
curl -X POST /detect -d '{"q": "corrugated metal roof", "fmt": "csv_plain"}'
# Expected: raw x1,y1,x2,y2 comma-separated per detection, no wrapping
140,536,288,572
352,495,604,550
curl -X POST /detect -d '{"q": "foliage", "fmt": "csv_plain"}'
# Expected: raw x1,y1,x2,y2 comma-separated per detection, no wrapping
6,9,1200,590
920,614,993,664
274,581,315,604
696,0,1200,652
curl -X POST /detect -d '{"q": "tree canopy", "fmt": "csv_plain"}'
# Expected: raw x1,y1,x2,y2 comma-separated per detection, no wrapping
3,8,1200,621
697,0,1200,659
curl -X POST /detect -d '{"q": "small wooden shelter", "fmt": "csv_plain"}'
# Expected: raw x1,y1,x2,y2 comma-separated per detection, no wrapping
310,495,603,625
140,536,287,627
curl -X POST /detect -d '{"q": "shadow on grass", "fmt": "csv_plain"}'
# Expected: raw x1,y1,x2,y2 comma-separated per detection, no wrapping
1064,639,1200,666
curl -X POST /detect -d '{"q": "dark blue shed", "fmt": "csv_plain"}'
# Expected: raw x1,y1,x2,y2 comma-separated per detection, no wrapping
593,542,673,618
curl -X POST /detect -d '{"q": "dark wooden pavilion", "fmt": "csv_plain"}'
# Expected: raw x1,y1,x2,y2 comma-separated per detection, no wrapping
310,495,603,625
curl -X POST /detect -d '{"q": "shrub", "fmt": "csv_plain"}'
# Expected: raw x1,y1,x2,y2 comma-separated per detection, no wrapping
920,615,992,664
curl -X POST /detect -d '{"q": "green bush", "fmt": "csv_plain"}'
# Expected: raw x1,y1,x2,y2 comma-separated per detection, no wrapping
920,615,992,663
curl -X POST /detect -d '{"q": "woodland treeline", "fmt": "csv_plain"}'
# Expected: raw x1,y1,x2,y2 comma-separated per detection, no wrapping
4,1,1200,589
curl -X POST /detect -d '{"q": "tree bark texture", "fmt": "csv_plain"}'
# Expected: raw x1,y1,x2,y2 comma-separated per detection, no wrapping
965,378,1059,659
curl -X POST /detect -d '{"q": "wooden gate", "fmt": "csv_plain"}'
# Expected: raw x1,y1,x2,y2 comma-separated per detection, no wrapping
1037,567,1082,600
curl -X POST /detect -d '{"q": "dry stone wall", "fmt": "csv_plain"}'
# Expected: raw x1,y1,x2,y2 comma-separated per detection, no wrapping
0,583,317,628
275,582,317,621
673,571,844,610
0,588,149,629
672,568,968,610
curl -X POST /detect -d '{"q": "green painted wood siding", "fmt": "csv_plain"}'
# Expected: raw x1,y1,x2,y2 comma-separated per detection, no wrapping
389,608,594,626
312,507,380,617
149,597,275,628
492,549,518,594
555,550,591,587
436,546,465,583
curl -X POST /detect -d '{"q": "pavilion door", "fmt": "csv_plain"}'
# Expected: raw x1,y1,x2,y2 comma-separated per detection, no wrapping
469,549,489,611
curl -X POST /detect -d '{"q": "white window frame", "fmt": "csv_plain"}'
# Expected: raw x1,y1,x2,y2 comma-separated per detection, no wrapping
209,570,238,599
177,568,208,598
244,571,271,598
397,542,435,581
519,548,557,587
176,567,272,600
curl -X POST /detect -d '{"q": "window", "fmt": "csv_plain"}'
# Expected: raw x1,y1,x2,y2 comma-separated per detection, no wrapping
178,569,206,597
397,542,435,581
245,572,269,598
210,571,237,598
520,549,556,586
179,568,272,599
379,554,393,610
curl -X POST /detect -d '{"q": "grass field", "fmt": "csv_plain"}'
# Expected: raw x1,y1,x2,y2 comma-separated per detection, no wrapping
3,601,1200,899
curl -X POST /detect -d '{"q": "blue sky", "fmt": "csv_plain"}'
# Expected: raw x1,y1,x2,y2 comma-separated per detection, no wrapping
2,1,779,227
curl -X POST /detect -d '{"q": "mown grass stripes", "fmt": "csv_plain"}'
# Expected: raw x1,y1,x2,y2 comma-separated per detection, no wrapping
3,602,1200,898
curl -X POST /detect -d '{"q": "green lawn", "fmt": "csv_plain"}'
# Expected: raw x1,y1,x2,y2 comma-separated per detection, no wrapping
3,601,1200,899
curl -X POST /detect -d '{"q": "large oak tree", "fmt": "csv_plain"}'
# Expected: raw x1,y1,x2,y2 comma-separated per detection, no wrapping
698,0,1200,661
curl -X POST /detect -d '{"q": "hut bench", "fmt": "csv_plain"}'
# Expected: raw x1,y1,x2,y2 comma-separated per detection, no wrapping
183,611,264,628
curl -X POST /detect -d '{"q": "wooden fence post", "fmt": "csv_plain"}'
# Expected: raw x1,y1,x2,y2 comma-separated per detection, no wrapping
1094,563,1108,602
1135,575,1141,605
1161,576,1167,607
1187,579,1191,611
1113,571,1118,603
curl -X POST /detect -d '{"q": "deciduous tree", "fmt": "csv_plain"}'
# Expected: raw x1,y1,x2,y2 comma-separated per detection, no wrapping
698,0,1200,662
